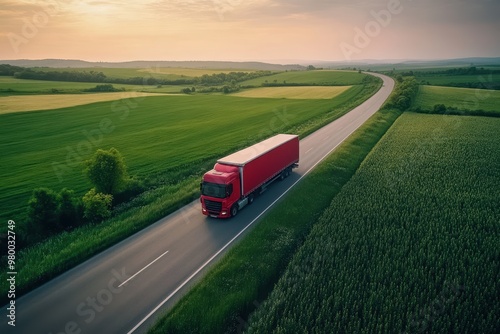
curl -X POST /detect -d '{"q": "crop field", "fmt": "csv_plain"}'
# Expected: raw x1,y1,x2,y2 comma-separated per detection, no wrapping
32,67,258,79
240,70,365,86
0,77,173,95
414,85,500,112
231,86,351,99
415,73,500,86
0,92,173,114
246,113,500,333
138,67,256,77
0,92,357,223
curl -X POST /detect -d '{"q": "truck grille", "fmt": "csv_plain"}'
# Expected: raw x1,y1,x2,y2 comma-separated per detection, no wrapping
204,199,222,214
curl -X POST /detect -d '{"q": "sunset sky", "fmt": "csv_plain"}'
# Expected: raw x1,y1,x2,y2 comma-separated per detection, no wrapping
1,0,499,63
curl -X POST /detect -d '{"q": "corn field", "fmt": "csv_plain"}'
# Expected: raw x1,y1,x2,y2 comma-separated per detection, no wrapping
246,113,500,333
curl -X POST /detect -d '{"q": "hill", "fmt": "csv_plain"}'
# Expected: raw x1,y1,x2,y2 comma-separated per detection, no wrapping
314,57,500,70
0,59,304,71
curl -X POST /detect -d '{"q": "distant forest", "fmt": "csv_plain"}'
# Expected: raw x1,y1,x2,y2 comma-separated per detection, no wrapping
0,64,274,86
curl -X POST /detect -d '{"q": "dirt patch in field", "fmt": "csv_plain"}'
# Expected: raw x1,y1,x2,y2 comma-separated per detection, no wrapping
0,92,177,114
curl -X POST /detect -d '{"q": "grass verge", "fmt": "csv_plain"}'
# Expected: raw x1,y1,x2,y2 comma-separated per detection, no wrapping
148,106,403,333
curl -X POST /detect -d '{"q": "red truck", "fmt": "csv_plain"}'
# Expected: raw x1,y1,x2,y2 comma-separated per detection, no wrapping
200,134,299,218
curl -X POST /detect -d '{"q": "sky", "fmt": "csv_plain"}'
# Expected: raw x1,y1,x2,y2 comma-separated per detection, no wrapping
1,0,499,63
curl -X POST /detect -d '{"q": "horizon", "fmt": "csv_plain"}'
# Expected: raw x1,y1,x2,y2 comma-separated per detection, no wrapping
3,56,500,67
1,1,499,63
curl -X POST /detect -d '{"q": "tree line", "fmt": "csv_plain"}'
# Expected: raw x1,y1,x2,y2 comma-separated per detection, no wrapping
385,76,419,111
0,64,275,86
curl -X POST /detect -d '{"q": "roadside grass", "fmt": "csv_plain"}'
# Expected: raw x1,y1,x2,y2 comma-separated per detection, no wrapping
240,70,365,86
147,106,402,333
413,85,500,113
0,75,381,301
231,86,351,99
246,113,500,333
5,177,200,297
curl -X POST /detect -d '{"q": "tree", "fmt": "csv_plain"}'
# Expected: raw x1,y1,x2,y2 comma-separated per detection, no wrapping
27,188,59,233
85,148,128,195
57,188,81,229
82,188,113,223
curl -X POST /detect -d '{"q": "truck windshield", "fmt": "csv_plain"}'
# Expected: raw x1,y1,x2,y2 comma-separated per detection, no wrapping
201,182,227,199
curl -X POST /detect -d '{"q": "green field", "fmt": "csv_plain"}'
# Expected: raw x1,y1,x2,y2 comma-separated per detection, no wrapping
246,113,500,333
241,70,365,86
0,77,182,95
0,84,370,227
415,73,500,87
232,86,351,99
414,85,500,112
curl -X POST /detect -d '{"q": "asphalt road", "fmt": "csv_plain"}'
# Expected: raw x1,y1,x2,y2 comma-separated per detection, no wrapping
3,73,394,334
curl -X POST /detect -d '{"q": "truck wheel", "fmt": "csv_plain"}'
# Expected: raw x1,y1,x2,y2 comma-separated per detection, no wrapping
248,193,255,205
230,205,238,217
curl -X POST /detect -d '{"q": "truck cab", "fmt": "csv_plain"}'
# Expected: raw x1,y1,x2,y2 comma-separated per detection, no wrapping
200,163,241,218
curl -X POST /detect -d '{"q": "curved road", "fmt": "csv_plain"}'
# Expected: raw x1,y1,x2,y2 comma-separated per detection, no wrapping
3,73,394,334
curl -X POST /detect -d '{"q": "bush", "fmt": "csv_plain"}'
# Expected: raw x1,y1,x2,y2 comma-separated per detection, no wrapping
27,188,60,234
82,189,113,223
113,178,146,205
83,84,122,92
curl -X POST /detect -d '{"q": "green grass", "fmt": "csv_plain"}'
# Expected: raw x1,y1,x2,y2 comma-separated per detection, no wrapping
246,113,500,333
148,106,403,334
415,73,500,87
240,70,366,86
414,85,500,112
0,77,181,95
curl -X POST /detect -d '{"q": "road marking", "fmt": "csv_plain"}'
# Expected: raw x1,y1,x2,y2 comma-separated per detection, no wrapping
305,148,313,154
119,249,169,288
128,74,393,334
